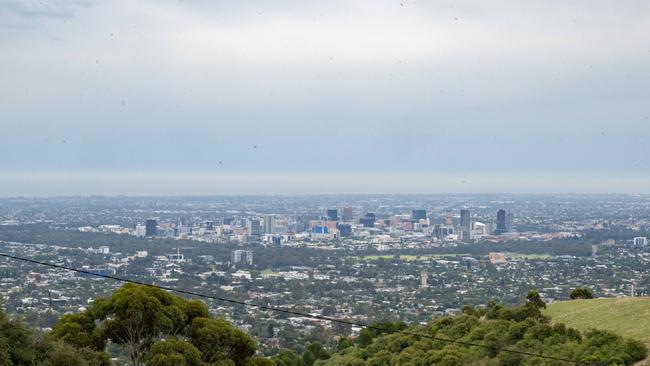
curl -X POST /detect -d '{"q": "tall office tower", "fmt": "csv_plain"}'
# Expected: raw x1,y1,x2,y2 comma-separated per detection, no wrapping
360,213,376,228
342,207,353,222
506,213,515,231
145,219,157,237
433,225,454,239
433,224,442,239
412,209,427,222
231,250,253,265
272,236,282,248
445,211,453,226
326,209,338,221
264,216,274,234
460,209,471,240
294,214,308,233
337,223,352,237
249,219,262,236
495,209,507,235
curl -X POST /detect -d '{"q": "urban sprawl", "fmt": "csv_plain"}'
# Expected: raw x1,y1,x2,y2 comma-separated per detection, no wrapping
1,194,649,354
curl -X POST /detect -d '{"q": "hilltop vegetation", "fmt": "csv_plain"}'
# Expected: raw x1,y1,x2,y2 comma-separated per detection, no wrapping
0,309,110,366
1,283,271,366
545,297,650,344
0,286,647,365
322,293,646,366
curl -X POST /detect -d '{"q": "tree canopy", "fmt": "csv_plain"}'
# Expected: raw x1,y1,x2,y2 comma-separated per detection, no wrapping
50,283,263,366
0,308,109,366
570,288,594,300
0,284,646,366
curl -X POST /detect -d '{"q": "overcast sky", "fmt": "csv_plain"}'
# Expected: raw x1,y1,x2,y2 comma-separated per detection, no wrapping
1,0,649,195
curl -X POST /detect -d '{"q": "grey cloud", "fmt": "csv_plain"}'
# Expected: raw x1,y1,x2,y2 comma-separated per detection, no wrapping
0,0,91,18
0,0,648,194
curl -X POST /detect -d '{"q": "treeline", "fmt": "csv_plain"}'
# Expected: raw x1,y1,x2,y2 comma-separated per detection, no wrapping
363,240,594,258
0,224,335,268
469,240,593,257
0,224,202,256
584,226,650,243
1,283,273,366
0,309,110,366
0,285,647,365
0,225,594,270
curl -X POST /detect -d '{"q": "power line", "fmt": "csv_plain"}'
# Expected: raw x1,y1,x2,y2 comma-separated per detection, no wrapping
0,252,578,364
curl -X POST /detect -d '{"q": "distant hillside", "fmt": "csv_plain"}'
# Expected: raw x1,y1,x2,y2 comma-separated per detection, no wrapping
545,297,650,344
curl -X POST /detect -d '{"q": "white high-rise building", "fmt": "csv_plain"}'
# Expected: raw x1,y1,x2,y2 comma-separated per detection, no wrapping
634,237,648,246
135,225,146,237
420,271,428,289
231,250,253,265
472,222,487,236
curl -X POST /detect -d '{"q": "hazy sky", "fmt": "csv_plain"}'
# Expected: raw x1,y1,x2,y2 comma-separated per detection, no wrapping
1,0,649,195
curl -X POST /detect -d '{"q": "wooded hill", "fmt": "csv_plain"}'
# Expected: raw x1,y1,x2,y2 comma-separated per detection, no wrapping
0,285,646,366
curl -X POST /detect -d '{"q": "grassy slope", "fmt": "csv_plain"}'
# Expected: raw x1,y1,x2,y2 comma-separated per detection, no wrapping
545,297,650,343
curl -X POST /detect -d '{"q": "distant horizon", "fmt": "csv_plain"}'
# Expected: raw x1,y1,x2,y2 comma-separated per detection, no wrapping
2,192,649,199
1,171,650,197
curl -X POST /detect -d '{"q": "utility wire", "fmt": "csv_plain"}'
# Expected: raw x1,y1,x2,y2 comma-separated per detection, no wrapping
0,252,579,364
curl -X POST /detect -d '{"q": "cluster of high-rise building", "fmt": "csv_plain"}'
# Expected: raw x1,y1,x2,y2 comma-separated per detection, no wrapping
132,207,515,245
431,208,514,241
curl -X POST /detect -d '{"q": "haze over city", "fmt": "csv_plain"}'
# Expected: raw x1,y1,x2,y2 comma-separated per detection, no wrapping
1,0,649,195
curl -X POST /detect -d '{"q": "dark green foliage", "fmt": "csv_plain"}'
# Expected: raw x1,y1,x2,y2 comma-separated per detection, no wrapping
302,343,330,366
144,338,202,366
526,291,546,310
624,339,648,361
37,341,111,366
570,288,594,300
272,350,303,366
2,283,646,366
245,357,276,366
51,283,206,365
0,337,10,366
49,284,270,366
50,312,105,350
0,308,109,366
188,317,256,365
0,311,37,365
357,321,407,347
322,301,647,366
336,338,353,352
